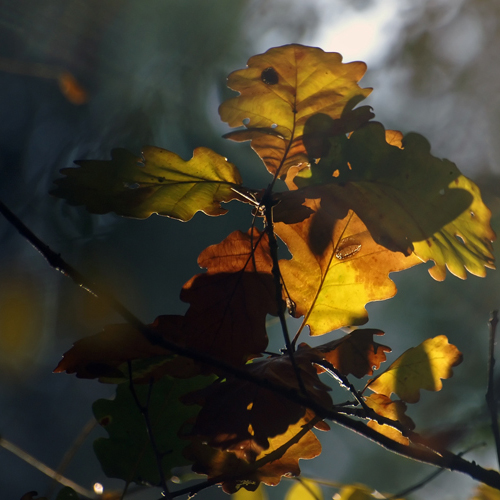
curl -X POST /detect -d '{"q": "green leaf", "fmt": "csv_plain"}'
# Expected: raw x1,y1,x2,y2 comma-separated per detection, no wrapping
292,122,495,280
92,375,214,485
55,487,79,500
51,146,244,221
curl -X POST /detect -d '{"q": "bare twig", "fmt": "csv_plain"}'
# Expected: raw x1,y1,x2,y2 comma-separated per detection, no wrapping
486,310,500,469
3,200,500,493
126,362,172,500
261,190,307,396
0,437,96,499
385,443,486,500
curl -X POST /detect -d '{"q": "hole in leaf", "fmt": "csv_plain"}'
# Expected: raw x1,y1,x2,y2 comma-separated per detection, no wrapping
124,182,140,189
261,67,279,85
470,210,475,218
455,234,466,245
439,188,445,195
271,123,278,129
243,118,250,125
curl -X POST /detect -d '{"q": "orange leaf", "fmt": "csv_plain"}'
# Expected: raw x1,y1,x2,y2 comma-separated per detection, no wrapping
275,199,421,336
367,335,463,403
185,347,331,458
186,412,322,493
314,329,391,378
219,44,372,179
53,316,193,382
180,228,278,365
365,394,415,446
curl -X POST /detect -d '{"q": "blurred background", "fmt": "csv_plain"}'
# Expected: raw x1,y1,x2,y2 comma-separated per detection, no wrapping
1,0,500,499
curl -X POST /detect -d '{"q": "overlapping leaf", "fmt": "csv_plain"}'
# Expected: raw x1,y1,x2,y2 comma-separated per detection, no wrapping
314,329,391,378
185,412,322,494
53,316,201,382
275,201,421,336
92,375,214,486
367,335,463,403
184,348,331,457
364,394,415,445
290,122,495,280
180,228,278,365
219,44,372,178
51,146,244,221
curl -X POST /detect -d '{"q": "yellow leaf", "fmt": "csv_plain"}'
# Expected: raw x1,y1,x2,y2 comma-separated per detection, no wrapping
471,483,500,500
276,203,421,336
219,44,372,179
285,479,323,500
334,484,380,500
52,147,244,221
291,122,495,280
365,394,415,446
367,336,463,403
232,484,268,500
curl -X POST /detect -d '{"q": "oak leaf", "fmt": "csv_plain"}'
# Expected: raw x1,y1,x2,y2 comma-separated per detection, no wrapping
51,146,244,221
185,412,322,494
219,44,372,179
92,375,213,486
53,316,198,382
314,329,391,378
291,122,495,280
364,394,415,446
185,348,331,457
367,335,463,404
275,201,421,336
180,228,278,365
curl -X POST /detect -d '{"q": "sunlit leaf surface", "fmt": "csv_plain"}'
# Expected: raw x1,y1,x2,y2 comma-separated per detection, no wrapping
220,44,372,178
367,335,463,403
52,146,244,221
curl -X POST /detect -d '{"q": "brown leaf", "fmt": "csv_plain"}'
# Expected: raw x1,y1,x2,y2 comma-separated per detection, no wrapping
314,329,391,378
365,394,415,446
180,228,278,365
185,412,322,493
185,347,331,458
53,316,196,382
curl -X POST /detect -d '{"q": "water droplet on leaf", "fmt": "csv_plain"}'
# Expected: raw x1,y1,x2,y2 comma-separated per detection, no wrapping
335,239,362,260
261,67,279,85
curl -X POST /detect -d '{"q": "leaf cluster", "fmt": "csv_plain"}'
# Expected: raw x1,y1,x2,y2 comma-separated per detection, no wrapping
50,44,496,497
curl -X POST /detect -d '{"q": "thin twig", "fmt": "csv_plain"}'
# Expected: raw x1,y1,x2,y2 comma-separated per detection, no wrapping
386,443,486,500
0,437,96,499
126,362,172,500
3,200,500,492
46,418,97,498
486,310,500,469
262,190,307,396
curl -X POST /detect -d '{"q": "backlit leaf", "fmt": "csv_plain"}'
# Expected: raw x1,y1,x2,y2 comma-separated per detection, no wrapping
51,146,244,221
180,228,278,365
364,394,415,445
285,479,323,500
334,484,392,500
185,348,331,457
92,375,213,486
53,316,200,382
291,122,495,280
232,484,269,500
186,412,322,494
367,335,463,403
276,201,421,336
219,44,372,178
314,329,391,378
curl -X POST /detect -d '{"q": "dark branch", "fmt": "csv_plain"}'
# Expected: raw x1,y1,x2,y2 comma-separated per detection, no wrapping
3,199,500,494
486,310,500,469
